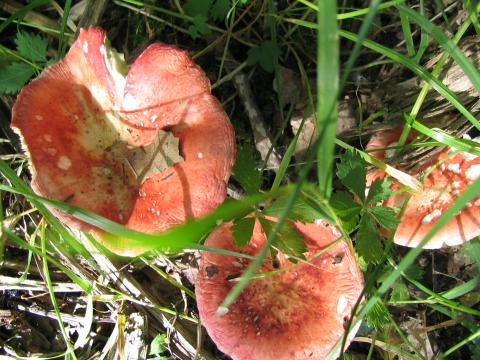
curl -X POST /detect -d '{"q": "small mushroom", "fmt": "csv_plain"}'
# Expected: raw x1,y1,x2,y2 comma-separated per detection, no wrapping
11,27,235,255
366,128,480,248
196,218,364,360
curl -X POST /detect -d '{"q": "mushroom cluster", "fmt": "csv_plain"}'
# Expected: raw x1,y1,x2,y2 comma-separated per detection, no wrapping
196,218,364,360
11,27,235,256
11,27,366,358
366,128,480,248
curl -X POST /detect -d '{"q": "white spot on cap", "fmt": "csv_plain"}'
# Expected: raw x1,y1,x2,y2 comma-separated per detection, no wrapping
150,114,158,123
83,42,89,53
314,219,323,225
452,181,461,189
197,152,204,159
43,134,52,143
447,163,461,174
421,209,442,225
57,156,72,170
35,115,44,121
99,44,105,55
123,94,135,109
466,164,480,181
336,294,348,314
475,199,480,206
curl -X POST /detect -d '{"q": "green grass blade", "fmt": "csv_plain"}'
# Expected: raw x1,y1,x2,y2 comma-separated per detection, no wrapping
40,223,77,359
58,0,73,58
316,0,338,198
400,12,415,57
338,30,480,131
397,4,480,95
328,177,480,358
438,328,480,359
0,0,50,34
0,182,291,253
339,0,382,92
279,19,480,131
404,114,480,155
6,229,92,292
0,160,91,259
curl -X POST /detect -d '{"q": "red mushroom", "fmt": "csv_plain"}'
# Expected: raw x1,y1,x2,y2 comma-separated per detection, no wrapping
366,128,480,248
196,218,364,360
11,27,235,255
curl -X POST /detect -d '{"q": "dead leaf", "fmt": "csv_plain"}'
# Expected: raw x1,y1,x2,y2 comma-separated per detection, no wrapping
108,130,184,184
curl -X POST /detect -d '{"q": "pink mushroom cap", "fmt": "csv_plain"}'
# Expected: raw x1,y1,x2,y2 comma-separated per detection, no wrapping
366,128,480,248
196,218,364,360
11,27,235,255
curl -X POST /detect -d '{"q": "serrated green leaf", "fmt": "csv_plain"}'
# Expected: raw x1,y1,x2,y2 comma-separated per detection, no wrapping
357,214,383,264
366,178,393,205
15,31,48,63
403,263,425,281
211,0,230,21
0,62,35,94
264,190,334,224
231,217,256,247
330,191,361,233
188,15,212,39
462,238,480,272
368,206,399,230
390,280,410,301
232,142,261,195
337,149,367,201
259,217,307,260
247,40,280,73
184,0,213,16
365,298,390,331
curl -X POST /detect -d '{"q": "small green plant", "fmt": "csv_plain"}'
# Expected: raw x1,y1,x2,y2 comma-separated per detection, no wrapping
0,31,49,93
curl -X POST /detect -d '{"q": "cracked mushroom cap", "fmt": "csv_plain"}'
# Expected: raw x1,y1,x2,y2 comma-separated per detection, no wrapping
366,128,480,248
196,219,364,360
11,27,235,256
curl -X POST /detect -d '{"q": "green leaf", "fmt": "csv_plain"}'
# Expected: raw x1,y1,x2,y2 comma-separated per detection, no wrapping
188,15,212,39
390,280,410,301
462,238,480,272
231,217,255,247
247,40,280,73
211,0,230,21
365,298,390,331
232,142,262,195
330,191,361,233
368,206,399,230
15,31,48,63
403,263,425,281
366,178,393,205
337,148,367,201
265,190,334,224
149,333,168,355
356,214,383,264
0,62,35,94
184,0,213,16
259,217,307,260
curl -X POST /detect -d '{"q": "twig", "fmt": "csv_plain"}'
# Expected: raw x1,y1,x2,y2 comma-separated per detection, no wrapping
232,72,282,171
